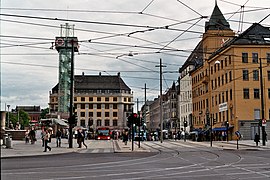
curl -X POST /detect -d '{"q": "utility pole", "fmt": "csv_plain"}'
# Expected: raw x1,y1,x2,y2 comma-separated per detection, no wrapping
68,39,75,148
142,83,149,137
137,98,141,148
156,58,166,143
259,58,266,146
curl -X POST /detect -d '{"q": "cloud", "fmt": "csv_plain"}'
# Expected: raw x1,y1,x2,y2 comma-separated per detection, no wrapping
1,0,270,110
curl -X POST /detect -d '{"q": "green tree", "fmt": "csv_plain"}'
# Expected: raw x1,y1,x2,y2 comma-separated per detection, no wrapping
40,108,49,119
17,110,30,129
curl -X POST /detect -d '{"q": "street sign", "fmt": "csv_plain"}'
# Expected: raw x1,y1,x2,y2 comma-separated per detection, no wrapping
219,102,228,112
262,118,267,126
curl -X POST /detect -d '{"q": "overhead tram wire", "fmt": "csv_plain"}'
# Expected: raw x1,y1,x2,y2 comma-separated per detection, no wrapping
158,18,203,52
176,0,203,17
0,13,207,35
139,0,155,14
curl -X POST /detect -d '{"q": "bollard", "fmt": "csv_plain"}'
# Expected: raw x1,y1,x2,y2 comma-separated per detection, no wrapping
6,134,12,148
3,134,8,145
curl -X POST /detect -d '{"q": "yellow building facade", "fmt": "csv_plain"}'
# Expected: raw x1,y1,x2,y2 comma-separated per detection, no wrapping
190,4,270,140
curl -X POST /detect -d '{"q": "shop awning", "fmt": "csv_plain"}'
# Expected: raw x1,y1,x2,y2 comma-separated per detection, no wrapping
53,119,69,127
213,126,233,131
40,118,68,127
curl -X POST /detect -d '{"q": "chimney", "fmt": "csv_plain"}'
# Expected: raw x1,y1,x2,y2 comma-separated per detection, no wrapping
99,72,101,77
117,72,120,77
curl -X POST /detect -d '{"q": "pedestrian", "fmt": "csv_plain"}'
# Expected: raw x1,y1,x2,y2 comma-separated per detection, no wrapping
81,129,87,148
43,129,52,152
41,128,45,147
254,133,260,146
123,131,128,145
29,127,36,144
77,129,82,148
56,129,62,147
25,129,29,144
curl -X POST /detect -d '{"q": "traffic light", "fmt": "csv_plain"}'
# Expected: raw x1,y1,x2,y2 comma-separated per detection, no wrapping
68,114,78,125
127,113,138,127
206,113,210,125
213,118,217,125
225,121,229,128
259,119,262,127
184,121,188,127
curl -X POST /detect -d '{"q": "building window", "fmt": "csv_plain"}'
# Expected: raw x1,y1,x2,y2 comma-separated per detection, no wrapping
74,97,77,102
97,119,102,126
230,89,233,101
113,104,117,109
254,89,260,99
105,97,109,101
97,104,101,109
105,119,110,126
89,104,93,109
229,55,231,64
124,97,127,102
267,53,270,64
268,89,270,99
242,52,248,63
89,97,93,101
97,112,101,117
268,71,270,81
81,97,85,102
221,60,224,69
113,112,117,117
243,88,249,99
105,104,110,109
229,71,232,82
253,70,259,81
97,97,101,101
80,112,85,117
243,70,249,81
113,120,118,126
252,53,258,63
89,112,93,117
105,112,110,117
113,97,117,102
80,120,85,127
81,104,85,109
88,119,93,126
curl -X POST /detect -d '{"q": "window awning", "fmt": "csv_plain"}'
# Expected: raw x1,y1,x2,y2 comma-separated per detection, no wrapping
213,126,233,131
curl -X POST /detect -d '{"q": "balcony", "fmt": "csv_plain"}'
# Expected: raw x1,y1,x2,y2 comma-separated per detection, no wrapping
202,75,209,84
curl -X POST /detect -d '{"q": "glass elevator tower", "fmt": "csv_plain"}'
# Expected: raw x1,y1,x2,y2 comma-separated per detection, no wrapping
55,23,78,113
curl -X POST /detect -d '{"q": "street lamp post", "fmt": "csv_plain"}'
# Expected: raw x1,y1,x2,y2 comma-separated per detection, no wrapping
259,58,266,146
7,104,10,128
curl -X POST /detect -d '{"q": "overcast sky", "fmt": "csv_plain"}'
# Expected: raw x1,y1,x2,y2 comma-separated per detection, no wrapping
1,0,270,111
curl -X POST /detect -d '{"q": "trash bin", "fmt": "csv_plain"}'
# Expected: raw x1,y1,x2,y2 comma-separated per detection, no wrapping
3,134,8,145
6,134,12,148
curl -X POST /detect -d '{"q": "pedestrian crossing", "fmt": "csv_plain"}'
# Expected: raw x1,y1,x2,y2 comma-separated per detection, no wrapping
78,148,114,154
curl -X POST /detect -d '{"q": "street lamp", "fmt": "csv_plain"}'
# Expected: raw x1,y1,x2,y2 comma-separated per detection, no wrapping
7,104,10,128
259,58,266,146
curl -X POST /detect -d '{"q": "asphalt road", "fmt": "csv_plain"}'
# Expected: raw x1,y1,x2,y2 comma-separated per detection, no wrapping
2,141,270,180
